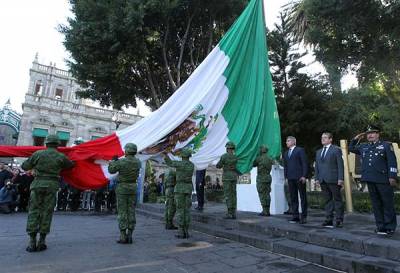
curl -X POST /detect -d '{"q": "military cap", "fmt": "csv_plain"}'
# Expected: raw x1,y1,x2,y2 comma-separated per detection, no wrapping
365,125,381,134
180,148,192,158
124,143,138,154
225,141,236,149
45,134,60,145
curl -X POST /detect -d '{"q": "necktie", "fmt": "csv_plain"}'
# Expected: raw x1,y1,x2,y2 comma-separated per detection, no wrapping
321,146,327,159
288,148,293,158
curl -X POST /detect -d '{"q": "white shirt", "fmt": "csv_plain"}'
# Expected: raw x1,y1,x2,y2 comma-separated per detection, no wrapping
288,146,296,157
321,144,331,157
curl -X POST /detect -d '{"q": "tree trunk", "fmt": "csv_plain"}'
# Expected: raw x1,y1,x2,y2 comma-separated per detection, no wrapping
176,15,194,88
145,61,161,109
162,22,177,91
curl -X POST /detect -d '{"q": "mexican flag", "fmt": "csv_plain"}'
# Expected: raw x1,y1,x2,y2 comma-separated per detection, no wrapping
0,0,281,189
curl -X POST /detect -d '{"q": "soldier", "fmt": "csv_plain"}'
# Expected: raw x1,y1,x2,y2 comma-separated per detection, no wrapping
164,169,178,230
108,143,141,244
349,125,398,235
22,135,74,252
163,149,194,239
253,145,274,216
216,141,239,219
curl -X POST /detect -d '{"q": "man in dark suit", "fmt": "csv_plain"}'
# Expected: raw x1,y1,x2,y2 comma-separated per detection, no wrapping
315,132,344,228
283,136,308,224
349,125,398,235
195,169,206,211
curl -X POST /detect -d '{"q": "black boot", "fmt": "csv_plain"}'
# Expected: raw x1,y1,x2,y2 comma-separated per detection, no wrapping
127,229,133,244
26,233,37,252
259,208,270,217
166,222,178,230
37,233,47,251
116,230,128,244
184,228,190,239
175,229,186,239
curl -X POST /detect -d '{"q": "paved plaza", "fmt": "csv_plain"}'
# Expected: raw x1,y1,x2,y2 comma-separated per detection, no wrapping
0,213,337,273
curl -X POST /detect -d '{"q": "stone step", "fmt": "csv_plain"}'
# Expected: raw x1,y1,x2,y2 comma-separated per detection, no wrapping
137,204,400,273
139,203,400,263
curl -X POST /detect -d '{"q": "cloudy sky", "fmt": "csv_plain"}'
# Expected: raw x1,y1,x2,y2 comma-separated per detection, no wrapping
0,0,338,116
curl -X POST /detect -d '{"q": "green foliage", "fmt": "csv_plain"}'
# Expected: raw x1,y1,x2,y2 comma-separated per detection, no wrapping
60,0,247,110
268,12,335,161
287,0,400,100
269,11,400,164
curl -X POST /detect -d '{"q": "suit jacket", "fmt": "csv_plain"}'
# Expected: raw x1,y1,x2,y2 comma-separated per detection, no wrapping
315,145,344,183
283,146,308,180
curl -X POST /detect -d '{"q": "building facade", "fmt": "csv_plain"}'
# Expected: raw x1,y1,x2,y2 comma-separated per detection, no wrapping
17,56,142,147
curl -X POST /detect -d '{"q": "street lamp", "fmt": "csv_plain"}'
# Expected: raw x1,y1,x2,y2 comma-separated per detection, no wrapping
112,110,122,130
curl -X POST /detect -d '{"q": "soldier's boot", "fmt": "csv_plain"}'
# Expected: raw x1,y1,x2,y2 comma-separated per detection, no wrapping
184,228,190,239
224,209,232,219
230,208,237,219
37,233,47,251
116,230,128,244
168,221,178,230
165,220,175,230
26,233,37,252
127,229,133,244
259,207,270,217
175,228,186,239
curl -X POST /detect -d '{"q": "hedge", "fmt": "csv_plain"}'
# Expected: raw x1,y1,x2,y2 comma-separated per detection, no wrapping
308,191,400,214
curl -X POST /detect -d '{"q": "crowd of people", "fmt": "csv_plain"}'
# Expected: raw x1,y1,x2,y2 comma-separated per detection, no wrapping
0,162,117,215
0,163,34,214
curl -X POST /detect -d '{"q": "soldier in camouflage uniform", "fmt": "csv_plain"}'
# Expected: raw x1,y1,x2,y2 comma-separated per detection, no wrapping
253,145,273,216
164,149,194,239
108,143,141,244
216,141,239,219
22,135,74,252
164,169,178,230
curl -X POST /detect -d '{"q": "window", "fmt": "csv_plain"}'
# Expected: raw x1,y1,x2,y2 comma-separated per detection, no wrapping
55,88,63,99
32,128,48,146
34,81,43,96
33,137,45,146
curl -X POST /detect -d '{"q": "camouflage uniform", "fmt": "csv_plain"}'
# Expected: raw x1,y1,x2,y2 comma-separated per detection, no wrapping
164,169,177,229
108,143,141,244
22,135,74,252
216,142,239,219
253,145,273,216
164,149,194,238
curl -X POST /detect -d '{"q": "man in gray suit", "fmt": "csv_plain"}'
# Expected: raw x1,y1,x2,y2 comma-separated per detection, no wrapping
315,132,345,228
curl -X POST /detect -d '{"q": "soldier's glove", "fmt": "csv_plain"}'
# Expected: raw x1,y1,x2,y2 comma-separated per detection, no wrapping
112,155,119,161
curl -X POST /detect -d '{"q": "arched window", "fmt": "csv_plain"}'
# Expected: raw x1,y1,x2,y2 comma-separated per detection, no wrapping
34,80,43,96
55,88,63,99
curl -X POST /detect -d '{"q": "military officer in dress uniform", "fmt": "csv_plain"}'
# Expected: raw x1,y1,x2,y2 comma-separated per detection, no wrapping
349,125,398,235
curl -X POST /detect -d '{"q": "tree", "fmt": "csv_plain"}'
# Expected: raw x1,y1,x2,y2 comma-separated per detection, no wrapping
268,12,335,161
287,0,400,100
60,0,247,110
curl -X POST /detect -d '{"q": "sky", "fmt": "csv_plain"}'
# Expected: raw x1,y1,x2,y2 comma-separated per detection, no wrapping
0,0,356,116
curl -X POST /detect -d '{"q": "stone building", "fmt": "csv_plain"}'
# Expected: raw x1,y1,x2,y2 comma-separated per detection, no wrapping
0,100,22,164
17,56,142,147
